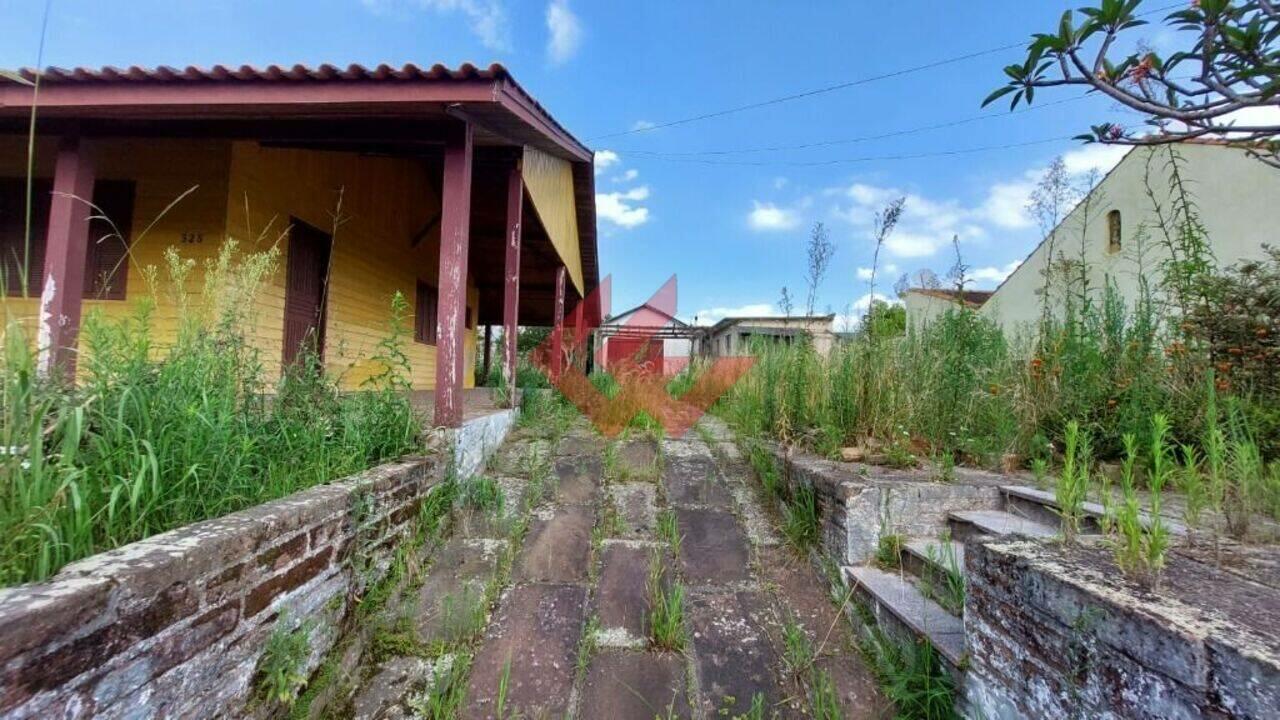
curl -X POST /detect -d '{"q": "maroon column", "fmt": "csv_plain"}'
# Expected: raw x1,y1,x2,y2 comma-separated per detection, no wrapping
551,266,566,381
433,122,474,428
38,136,95,379
569,297,584,373
502,164,523,402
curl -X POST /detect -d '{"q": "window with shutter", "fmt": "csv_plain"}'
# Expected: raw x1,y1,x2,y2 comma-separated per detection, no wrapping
0,178,52,297
0,178,134,299
415,281,439,345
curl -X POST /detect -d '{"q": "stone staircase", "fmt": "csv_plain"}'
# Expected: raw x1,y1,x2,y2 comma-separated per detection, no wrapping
844,485,1065,681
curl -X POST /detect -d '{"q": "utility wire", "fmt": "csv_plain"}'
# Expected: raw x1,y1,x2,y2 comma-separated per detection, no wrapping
589,43,1024,141
614,96,1089,158
625,135,1077,167
588,1,1185,142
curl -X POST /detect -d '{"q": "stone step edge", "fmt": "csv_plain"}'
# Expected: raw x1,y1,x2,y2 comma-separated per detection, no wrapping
1001,485,1187,536
901,538,966,581
843,565,965,669
948,509,1058,539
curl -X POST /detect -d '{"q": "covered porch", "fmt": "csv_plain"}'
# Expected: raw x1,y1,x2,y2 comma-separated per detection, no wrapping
0,62,599,428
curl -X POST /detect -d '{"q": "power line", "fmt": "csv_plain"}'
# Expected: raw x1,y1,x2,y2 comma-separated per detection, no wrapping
622,135,1076,168
614,96,1089,158
588,2,1185,142
589,43,1024,141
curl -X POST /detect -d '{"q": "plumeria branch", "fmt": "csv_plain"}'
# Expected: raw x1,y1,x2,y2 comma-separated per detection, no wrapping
985,0,1280,167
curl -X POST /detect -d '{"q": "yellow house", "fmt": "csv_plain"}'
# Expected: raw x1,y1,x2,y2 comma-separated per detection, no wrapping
0,62,600,426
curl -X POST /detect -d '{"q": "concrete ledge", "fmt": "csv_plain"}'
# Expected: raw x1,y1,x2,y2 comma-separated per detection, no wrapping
964,538,1280,720
763,443,1002,564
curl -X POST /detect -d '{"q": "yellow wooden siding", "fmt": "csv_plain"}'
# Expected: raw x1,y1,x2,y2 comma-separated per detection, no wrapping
522,145,583,294
0,136,232,364
224,141,477,390
0,136,477,392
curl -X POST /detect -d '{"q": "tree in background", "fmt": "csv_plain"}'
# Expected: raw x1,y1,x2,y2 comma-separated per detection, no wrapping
986,0,1280,167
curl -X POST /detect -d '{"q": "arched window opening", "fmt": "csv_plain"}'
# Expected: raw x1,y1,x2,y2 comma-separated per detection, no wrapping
1107,209,1122,254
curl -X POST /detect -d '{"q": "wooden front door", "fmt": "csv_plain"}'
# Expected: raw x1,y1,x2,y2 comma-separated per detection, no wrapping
283,219,331,366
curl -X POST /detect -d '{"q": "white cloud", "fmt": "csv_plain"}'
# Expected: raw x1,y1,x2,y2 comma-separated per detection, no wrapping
834,185,984,259
613,168,639,183
968,260,1022,286
594,149,620,173
690,303,777,325
545,0,582,65
1062,144,1130,176
980,177,1038,230
596,186,651,228
394,0,510,51
854,263,897,281
631,120,656,131
773,177,789,190
747,201,801,232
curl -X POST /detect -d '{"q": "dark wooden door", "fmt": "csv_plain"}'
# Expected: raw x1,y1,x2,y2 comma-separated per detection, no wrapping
283,219,331,367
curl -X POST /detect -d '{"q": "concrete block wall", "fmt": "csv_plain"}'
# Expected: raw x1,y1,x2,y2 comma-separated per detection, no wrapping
0,455,445,719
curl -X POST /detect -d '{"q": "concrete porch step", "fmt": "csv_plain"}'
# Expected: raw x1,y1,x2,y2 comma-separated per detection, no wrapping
948,509,1057,542
901,538,965,584
1001,485,1186,537
844,566,965,671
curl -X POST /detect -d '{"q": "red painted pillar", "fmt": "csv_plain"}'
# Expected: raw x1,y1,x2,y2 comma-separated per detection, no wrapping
38,136,95,379
569,297,584,372
433,122,474,428
551,266,566,381
502,164,523,403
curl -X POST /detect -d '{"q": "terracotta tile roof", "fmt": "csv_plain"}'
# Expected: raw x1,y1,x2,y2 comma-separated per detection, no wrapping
4,62,586,159
15,62,507,85
905,288,993,306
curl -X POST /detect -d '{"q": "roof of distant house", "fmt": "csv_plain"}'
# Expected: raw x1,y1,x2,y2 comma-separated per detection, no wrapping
603,303,688,327
904,288,994,307
705,314,835,333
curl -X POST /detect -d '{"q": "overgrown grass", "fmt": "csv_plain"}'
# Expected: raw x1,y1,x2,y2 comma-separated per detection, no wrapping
646,550,686,652
859,624,959,720
0,243,422,586
718,275,1277,473
254,613,314,709
782,481,820,549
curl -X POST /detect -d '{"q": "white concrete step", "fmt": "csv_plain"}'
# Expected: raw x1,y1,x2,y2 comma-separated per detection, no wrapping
948,509,1057,541
844,566,965,670
901,538,966,581
1001,485,1186,536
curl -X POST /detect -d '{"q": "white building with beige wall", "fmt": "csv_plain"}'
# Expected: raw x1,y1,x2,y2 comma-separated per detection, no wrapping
976,143,1280,333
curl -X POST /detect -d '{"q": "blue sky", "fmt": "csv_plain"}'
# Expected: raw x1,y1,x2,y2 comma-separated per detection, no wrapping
1,0,1153,326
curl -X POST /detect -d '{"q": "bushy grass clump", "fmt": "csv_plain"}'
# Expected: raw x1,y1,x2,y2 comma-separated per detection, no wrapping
718,280,1271,470
0,243,422,586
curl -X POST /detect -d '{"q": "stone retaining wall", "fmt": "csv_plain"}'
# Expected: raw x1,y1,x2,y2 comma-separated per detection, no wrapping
769,445,1002,564
965,539,1280,720
0,454,446,720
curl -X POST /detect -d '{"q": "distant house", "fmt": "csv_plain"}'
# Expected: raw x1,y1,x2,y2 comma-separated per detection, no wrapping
693,314,836,357
903,288,992,328
904,143,1280,333
596,303,692,376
